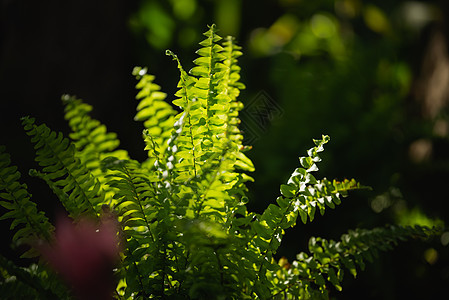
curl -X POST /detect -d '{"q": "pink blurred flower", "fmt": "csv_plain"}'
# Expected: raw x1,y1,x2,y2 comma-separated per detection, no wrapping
39,214,121,300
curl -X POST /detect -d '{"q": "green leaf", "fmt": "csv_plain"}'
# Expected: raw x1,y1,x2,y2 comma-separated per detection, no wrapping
280,184,296,197
327,268,342,291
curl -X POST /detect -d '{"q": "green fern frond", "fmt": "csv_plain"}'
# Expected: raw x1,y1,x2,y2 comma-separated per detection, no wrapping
166,50,201,180
22,117,103,219
62,95,129,165
0,146,54,258
217,35,254,176
250,136,335,256
221,35,245,145
271,225,440,299
62,95,129,204
170,25,254,224
102,157,161,297
142,129,162,163
165,25,253,190
279,135,369,224
166,50,198,112
102,157,157,238
104,115,190,298
189,24,229,164
133,67,177,157
246,135,369,297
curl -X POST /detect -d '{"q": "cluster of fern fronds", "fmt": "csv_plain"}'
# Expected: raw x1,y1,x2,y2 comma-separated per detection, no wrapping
0,25,440,299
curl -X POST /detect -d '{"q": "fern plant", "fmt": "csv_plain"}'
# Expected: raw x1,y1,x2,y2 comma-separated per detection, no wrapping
0,24,441,299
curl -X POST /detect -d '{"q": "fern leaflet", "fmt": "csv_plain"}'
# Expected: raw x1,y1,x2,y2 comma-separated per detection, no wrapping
0,146,54,258
22,117,103,219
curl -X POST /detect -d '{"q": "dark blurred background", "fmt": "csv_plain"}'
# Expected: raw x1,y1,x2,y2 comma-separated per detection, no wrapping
1,0,448,298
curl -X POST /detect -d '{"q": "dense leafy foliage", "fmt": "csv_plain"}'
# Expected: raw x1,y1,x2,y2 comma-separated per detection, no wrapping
0,25,440,299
